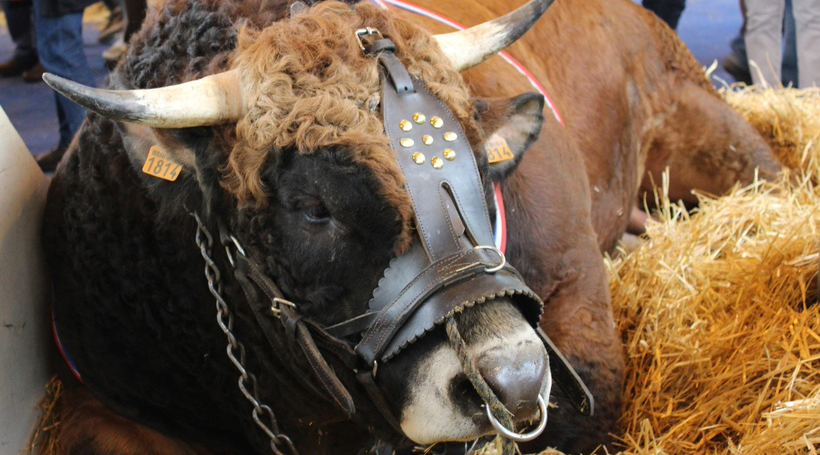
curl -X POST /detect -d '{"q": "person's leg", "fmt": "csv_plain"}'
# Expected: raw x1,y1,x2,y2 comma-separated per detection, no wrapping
0,0,38,75
745,0,785,86
642,0,687,30
101,0,118,11
33,0,94,170
793,0,820,87
123,0,146,42
781,0,798,86
724,0,754,84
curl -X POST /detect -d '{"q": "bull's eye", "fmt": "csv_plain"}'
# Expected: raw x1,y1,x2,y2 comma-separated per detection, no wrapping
303,203,332,224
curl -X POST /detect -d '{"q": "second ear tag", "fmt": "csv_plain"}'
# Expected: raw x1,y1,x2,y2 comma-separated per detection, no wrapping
484,134,515,164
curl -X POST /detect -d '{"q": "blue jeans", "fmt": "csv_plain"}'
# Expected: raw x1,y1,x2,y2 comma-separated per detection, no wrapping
642,0,686,30
33,0,94,147
1,0,38,64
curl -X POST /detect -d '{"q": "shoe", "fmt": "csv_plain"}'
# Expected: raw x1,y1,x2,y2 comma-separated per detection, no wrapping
723,53,752,85
0,56,38,77
22,62,45,83
98,6,125,43
37,144,68,173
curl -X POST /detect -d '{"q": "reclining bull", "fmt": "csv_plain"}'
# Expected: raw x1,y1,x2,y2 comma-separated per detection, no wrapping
41,0,780,453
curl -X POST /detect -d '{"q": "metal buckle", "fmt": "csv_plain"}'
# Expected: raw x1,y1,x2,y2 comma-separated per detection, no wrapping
355,27,382,51
270,297,297,318
485,394,549,442
474,245,506,273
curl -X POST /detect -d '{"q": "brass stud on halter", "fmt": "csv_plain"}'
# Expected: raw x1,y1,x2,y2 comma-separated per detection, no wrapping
443,131,457,142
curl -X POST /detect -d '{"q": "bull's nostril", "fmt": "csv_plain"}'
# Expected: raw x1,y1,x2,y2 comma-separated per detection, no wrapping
475,346,547,418
451,373,483,407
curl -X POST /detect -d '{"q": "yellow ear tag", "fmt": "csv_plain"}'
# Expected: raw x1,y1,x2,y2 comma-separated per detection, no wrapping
484,134,515,164
142,145,183,181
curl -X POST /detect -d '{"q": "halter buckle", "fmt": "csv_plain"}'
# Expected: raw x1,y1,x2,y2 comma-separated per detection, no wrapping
355,27,382,51
271,297,297,318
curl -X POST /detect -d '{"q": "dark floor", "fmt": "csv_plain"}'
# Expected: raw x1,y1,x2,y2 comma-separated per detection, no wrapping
0,0,744,156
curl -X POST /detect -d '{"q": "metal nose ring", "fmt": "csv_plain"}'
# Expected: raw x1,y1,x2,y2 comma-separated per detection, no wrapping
485,394,548,442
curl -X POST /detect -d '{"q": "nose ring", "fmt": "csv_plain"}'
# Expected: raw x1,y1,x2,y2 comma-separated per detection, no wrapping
485,394,548,442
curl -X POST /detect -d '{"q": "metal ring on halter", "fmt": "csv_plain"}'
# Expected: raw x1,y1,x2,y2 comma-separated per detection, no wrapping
484,394,548,442
474,245,506,273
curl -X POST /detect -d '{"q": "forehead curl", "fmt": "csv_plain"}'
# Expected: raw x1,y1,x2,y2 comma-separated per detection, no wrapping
221,1,482,249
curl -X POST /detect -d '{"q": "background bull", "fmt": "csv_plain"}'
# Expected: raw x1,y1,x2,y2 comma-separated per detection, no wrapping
40,0,780,454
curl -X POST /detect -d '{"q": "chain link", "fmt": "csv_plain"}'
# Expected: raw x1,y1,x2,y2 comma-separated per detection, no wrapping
191,211,299,455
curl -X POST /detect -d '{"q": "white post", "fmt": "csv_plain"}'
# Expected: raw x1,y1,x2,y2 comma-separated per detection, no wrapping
0,106,51,454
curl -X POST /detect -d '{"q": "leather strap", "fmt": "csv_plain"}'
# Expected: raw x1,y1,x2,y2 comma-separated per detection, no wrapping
356,369,405,435
324,311,378,339
232,247,357,418
366,38,415,94
380,72,494,259
537,328,594,416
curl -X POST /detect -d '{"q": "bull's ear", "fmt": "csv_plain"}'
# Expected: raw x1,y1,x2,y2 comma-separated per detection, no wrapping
475,92,545,181
118,122,198,181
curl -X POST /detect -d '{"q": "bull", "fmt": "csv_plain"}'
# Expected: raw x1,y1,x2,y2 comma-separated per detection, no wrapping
40,0,780,454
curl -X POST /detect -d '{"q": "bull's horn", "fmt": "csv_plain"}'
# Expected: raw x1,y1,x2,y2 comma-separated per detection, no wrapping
432,0,555,72
42,70,244,128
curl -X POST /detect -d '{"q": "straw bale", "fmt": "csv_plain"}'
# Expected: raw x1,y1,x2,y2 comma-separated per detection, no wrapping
26,87,819,455
721,86,820,176
608,174,819,455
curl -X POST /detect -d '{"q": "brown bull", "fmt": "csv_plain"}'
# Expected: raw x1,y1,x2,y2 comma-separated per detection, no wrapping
41,0,779,454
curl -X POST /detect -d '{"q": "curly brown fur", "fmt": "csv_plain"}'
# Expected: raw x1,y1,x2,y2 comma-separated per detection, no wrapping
227,1,485,249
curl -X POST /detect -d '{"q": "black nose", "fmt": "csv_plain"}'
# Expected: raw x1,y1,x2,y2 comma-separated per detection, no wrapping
476,344,547,418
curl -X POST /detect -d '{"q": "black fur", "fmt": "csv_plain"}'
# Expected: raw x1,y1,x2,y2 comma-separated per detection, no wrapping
44,1,405,452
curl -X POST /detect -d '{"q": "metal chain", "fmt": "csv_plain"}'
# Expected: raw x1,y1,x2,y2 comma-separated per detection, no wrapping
190,211,299,455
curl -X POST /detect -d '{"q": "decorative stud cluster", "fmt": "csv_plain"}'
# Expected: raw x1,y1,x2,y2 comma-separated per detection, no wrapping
398,112,460,170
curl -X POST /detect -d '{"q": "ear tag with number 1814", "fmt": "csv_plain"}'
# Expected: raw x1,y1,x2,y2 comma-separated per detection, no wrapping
484,134,515,164
142,145,182,181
